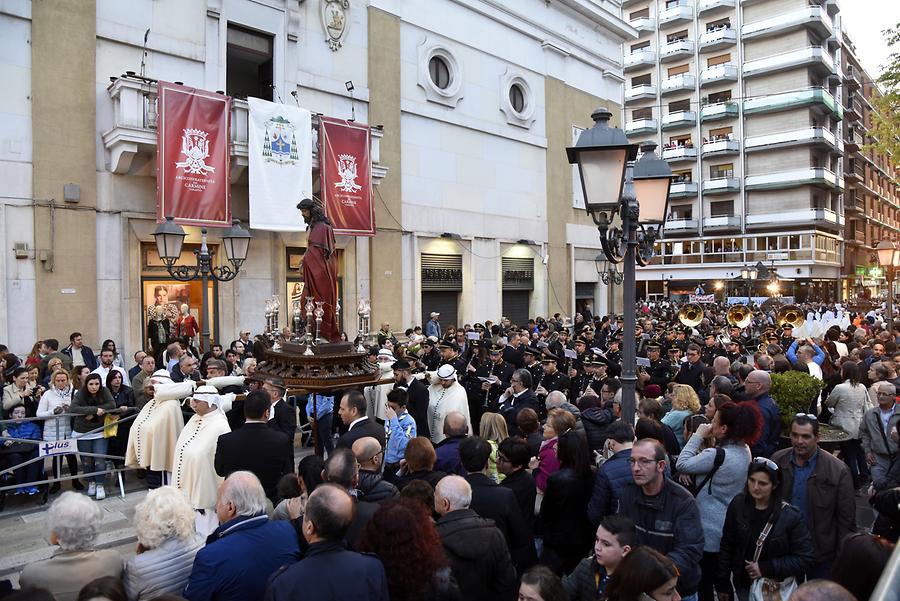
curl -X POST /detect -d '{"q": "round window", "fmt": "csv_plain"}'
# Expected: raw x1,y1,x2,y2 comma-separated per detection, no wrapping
429,56,451,90
509,83,526,113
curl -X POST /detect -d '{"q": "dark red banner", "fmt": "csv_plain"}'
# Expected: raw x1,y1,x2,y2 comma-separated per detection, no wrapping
319,117,375,236
156,81,231,227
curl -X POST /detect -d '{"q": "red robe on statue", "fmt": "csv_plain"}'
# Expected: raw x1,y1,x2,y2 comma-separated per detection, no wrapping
303,218,340,341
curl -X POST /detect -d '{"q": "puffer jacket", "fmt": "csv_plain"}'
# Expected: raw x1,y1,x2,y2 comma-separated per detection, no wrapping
563,556,610,601
36,385,74,441
436,509,517,601
125,534,204,601
587,448,633,525
357,469,398,504
580,406,616,452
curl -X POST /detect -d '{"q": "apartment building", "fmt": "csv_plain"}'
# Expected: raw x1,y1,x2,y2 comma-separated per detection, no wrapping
621,0,845,302
841,34,900,300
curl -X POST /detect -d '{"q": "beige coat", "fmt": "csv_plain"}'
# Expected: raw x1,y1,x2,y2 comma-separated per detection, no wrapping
426,380,472,444
825,381,870,438
20,549,122,601
125,381,194,472
172,410,231,510
365,362,395,421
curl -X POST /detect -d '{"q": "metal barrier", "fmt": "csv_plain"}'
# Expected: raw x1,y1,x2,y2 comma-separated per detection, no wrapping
0,412,140,503
871,532,900,601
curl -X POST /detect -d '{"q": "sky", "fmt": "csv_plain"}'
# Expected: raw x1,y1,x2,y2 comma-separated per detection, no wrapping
839,0,899,79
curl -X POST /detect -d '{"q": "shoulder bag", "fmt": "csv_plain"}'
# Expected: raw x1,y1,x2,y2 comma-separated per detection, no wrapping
748,502,797,601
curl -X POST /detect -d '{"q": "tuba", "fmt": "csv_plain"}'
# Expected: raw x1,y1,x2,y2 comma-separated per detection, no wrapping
726,305,753,329
775,305,805,329
678,303,704,328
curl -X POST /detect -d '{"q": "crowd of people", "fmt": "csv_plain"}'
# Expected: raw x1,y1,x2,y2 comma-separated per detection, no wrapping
0,299,899,600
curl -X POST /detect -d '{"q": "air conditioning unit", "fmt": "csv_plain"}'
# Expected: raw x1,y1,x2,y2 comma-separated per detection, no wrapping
14,242,28,259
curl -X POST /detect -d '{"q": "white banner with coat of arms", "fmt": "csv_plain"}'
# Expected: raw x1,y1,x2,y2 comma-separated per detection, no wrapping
248,97,312,231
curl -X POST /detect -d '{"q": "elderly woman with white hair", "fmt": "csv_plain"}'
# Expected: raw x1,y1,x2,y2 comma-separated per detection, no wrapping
124,486,204,601
19,491,122,601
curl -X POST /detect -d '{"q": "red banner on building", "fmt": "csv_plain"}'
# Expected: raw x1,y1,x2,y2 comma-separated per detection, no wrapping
319,117,375,236
156,81,232,227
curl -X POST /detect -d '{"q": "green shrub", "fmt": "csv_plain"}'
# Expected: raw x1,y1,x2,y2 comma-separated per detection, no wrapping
770,371,824,430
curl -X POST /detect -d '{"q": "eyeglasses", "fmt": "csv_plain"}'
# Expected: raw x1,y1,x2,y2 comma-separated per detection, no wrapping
753,456,779,471
794,413,818,421
629,458,660,467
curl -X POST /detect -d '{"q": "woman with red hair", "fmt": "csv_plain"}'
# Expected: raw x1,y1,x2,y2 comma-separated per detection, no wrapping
360,499,459,601
676,401,762,601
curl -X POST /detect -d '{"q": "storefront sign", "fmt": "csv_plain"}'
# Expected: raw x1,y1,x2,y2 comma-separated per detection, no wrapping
689,294,716,304
422,254,463,291
319,117,375,236
855,266,866,276
869,266,884,278
502,257,534,290
248,97,312,232
157,81,232,227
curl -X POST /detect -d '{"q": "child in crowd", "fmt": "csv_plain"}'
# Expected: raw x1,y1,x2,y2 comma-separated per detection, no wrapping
562,515,636,601
383,388,416,480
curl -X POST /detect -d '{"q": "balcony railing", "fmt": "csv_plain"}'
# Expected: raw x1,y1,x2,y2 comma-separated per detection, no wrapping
629,17,656,33
743,87,842,120
702,138,740,155
670,181,700,197
661,74,696,95
703,177,741,194
699,27,737,51
625,118,659,136
665,218,700,232
659,1,694,25
662,144,699,161
745,167,843,191
700,101,739,122
625,84,658,102
743,46,834,79
101,77,387,183
742,6,833,41
703,215,741,230
700,63,738,87
744,127,840,153
697,0,736,15
660,39,695,62
844,96,863,121
624,49,657,71
662,110,698,129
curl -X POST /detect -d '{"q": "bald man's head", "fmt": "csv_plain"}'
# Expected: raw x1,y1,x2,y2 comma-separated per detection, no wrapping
790,580,855,601
352,436,383,470
435,475,472,516
745,369,771,398
303,484,354,543
323,447,358,490
546,390,566,408
712,355,731,375
443,411,468,437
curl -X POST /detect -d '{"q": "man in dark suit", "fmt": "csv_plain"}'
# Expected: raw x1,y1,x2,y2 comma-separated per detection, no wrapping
459,436,533,571
263,377,297,442
391,359,430,441
214,390,293,504
336,390,386,449
497,368,539,436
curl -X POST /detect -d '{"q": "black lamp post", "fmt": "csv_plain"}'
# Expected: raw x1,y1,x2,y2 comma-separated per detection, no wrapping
595,255,624,314
740,265,759,300
876,240,899,335
152,216,252,352
568,109,672,423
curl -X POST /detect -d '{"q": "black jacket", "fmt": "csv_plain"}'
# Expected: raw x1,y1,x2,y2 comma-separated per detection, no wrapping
500,469,536,529
215,422,293,503
264,540,388,601
269,399,298,441
336,417,386,450
400,377,431,441
717,495,815,593
465,473,531,554
617,479,705,596
357,469,399,504
580,406,617,452
499,389,539,436
540,467,594,550
436,509,517,601
675,360,711,395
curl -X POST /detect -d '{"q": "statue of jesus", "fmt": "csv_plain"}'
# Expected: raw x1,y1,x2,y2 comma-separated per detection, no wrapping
296,198,340,342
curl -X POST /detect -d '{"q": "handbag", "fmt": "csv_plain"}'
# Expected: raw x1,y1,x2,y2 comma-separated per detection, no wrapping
102,413,119,438
748,503,798,601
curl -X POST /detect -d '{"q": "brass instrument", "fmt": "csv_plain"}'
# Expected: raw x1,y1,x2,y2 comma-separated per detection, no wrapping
727,305,753,329
678,303,704,328
775,305,805,329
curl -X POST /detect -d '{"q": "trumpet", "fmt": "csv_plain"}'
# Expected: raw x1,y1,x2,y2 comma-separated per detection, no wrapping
678,303,704,328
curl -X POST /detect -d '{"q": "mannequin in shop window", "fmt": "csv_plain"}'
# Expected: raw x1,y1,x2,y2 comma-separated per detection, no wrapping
148,305,173,367
177,304,199,348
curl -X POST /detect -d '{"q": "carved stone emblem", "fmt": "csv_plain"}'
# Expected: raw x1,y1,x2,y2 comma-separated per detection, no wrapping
321,0,349,51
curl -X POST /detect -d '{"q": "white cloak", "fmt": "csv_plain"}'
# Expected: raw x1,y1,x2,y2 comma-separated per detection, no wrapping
426,380,471,444
172,410,231,510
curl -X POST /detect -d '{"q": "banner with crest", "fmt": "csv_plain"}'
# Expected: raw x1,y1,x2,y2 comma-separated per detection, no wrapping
247,97,312,232
156,81,231,227
319,117,375,236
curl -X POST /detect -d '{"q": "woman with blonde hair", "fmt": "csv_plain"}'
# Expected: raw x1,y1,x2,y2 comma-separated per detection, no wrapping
531,408,577,492
662,384,701,449
125,486,204,600
37,368,82,493
479,412,509,483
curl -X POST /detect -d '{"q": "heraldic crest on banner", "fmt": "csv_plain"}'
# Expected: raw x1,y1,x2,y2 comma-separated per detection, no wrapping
175,128,217,176
262,116,300,164
334,153,362,193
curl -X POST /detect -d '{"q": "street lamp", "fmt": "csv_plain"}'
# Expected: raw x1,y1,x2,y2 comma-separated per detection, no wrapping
739,265,758,300
153,216,252,351
876,240,899,333
569,109,672,424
